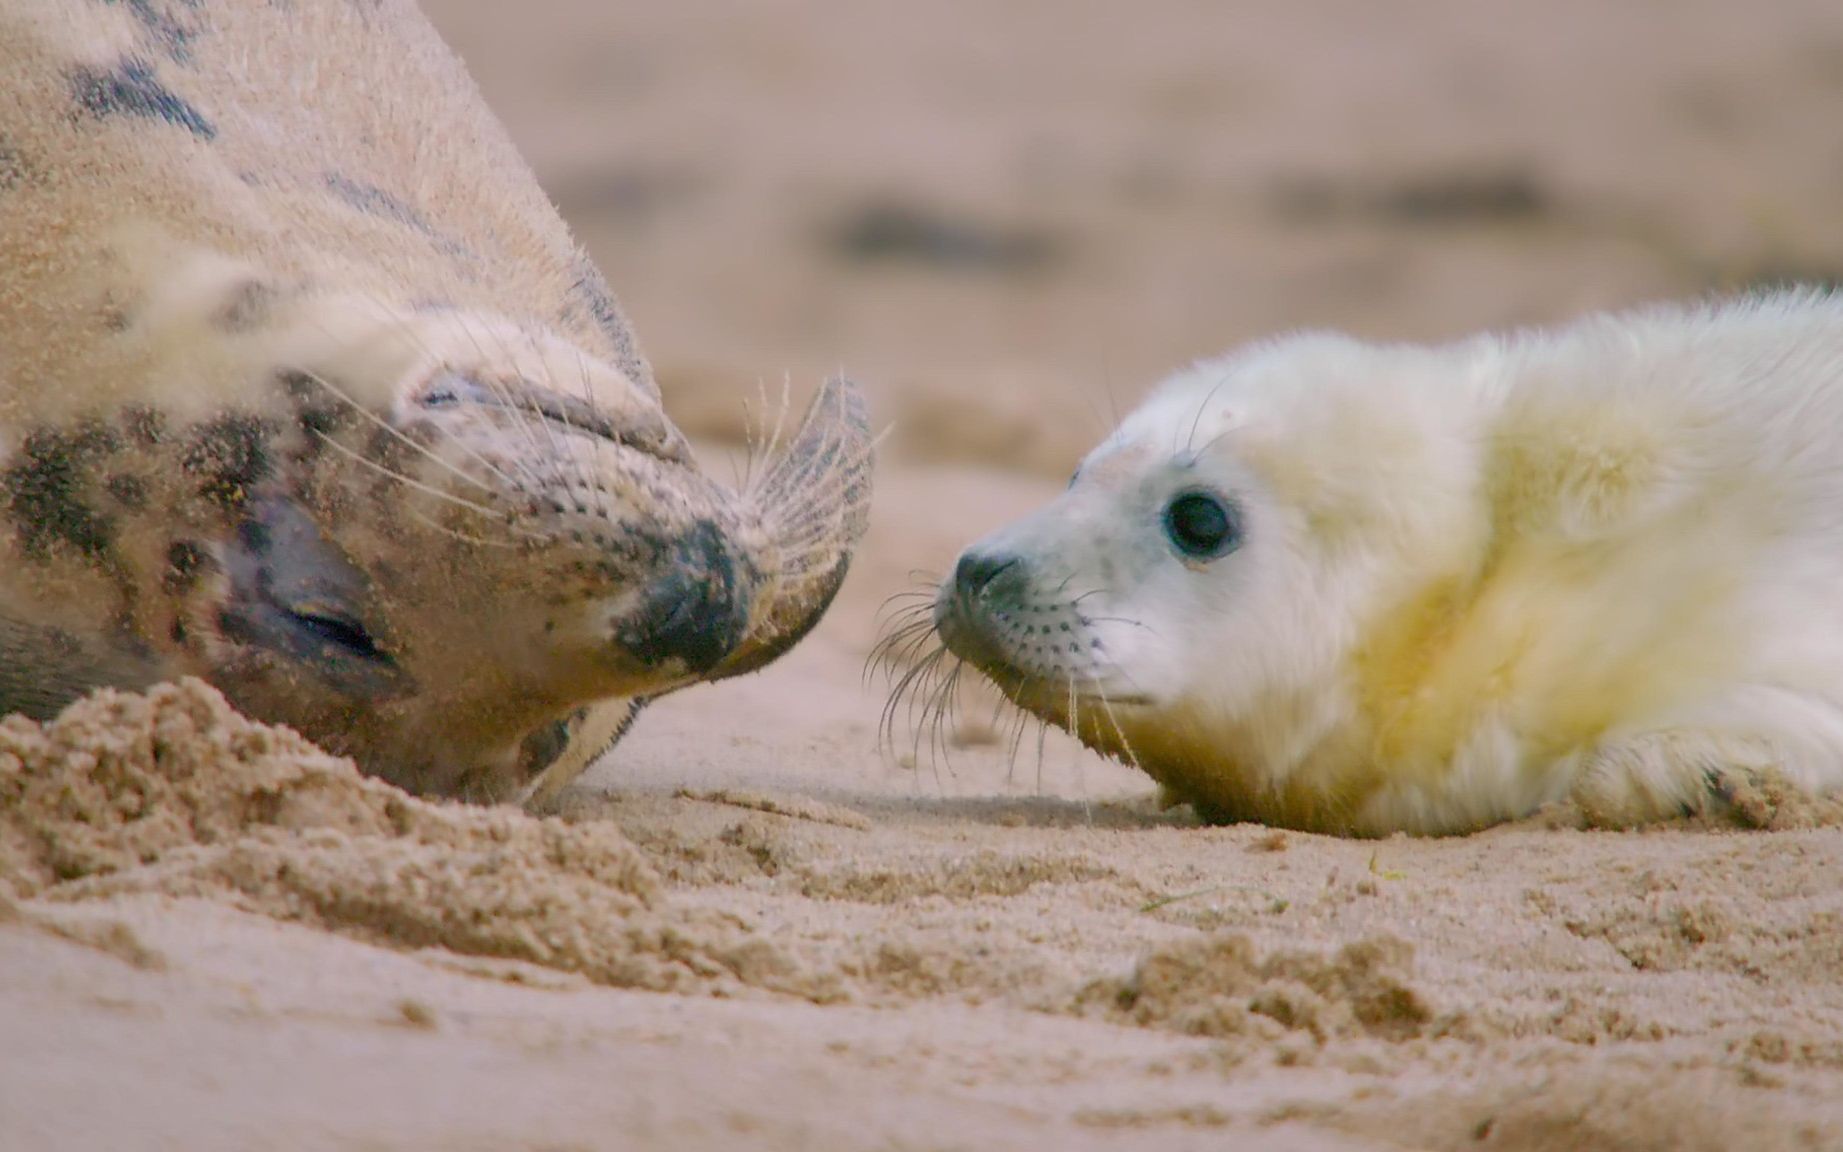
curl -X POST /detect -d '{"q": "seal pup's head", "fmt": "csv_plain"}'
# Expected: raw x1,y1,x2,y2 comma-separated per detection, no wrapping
926,333,1492,830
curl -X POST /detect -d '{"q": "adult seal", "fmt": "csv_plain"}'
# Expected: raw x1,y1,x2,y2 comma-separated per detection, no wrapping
929,292,1843,834
0,0,872,802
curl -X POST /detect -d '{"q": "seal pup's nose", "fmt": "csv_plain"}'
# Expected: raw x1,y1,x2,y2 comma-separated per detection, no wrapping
953,548,1022,600
936,546,1030,667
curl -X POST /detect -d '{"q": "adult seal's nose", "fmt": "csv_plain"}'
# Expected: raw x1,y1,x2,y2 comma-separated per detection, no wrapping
617,521,750,674
953,548,1022,600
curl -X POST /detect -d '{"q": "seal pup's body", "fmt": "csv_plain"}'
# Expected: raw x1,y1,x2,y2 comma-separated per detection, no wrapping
0,0,872,801
935,292,1843,834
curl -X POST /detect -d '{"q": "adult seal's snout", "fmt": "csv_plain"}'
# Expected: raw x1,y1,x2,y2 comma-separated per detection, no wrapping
618,520,750,673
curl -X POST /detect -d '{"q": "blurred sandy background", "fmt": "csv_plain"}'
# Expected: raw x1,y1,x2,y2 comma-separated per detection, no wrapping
9,2,1843,1149
434,0,1843,461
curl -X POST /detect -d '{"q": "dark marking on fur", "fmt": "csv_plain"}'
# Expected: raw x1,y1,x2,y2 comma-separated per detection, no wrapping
181,412,275,509
362,425,415,476
567,250,640,369
1,420,123,560
214,279,276,332
69,57,215,140
324,172,476,264
326,172,431,231
237,517,270,554
163,539,203,592
279,370,353,437
571,258,623,343
105,472,149,509
517,717,575,778
615,519,747,672
99,0,202,63
120,404,167,446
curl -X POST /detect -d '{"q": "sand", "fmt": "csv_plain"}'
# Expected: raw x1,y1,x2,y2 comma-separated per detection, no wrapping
9,0,1843,1148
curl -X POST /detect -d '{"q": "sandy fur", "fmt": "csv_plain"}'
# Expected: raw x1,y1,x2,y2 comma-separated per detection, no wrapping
0,0,651,428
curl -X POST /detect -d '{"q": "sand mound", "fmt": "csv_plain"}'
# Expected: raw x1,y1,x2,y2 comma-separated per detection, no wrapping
1084,933,1441,1044
0,680,823,996
1357,1065,1834,1152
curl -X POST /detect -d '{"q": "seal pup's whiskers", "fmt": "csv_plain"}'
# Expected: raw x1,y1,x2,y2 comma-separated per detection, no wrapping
1182,370,1235,457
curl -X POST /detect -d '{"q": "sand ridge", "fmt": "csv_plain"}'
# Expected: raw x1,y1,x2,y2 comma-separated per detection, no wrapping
8,678,1843,1149
0,680,822,998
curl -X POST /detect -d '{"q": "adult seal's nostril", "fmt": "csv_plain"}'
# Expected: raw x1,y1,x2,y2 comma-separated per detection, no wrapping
617,521,751,673
618,571,749,673
954,549,1022,600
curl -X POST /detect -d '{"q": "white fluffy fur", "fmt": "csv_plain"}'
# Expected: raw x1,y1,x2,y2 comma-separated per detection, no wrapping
954,290,1843,834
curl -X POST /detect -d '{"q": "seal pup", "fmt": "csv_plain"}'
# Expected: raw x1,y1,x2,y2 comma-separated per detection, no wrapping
918,291,1843,834
0,0,872,801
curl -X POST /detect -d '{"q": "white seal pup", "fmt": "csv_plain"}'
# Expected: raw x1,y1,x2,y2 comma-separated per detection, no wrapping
929,291,1843,834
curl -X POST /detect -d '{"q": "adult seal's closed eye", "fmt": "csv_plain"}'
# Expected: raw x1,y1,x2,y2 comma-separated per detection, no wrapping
923,292,1843,835
0,0,873,802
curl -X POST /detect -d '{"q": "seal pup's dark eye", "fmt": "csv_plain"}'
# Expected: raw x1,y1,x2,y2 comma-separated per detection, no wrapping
1163,489,1239,560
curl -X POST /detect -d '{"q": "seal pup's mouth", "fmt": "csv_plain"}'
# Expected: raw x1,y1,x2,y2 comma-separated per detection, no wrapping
935,600,1152,707
865,550,1156,767
962,661,1156,714
930,546,1154,709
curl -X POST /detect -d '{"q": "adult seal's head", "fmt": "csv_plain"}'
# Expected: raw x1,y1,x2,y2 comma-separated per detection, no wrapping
924,295,1843,834
0,0,872,800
